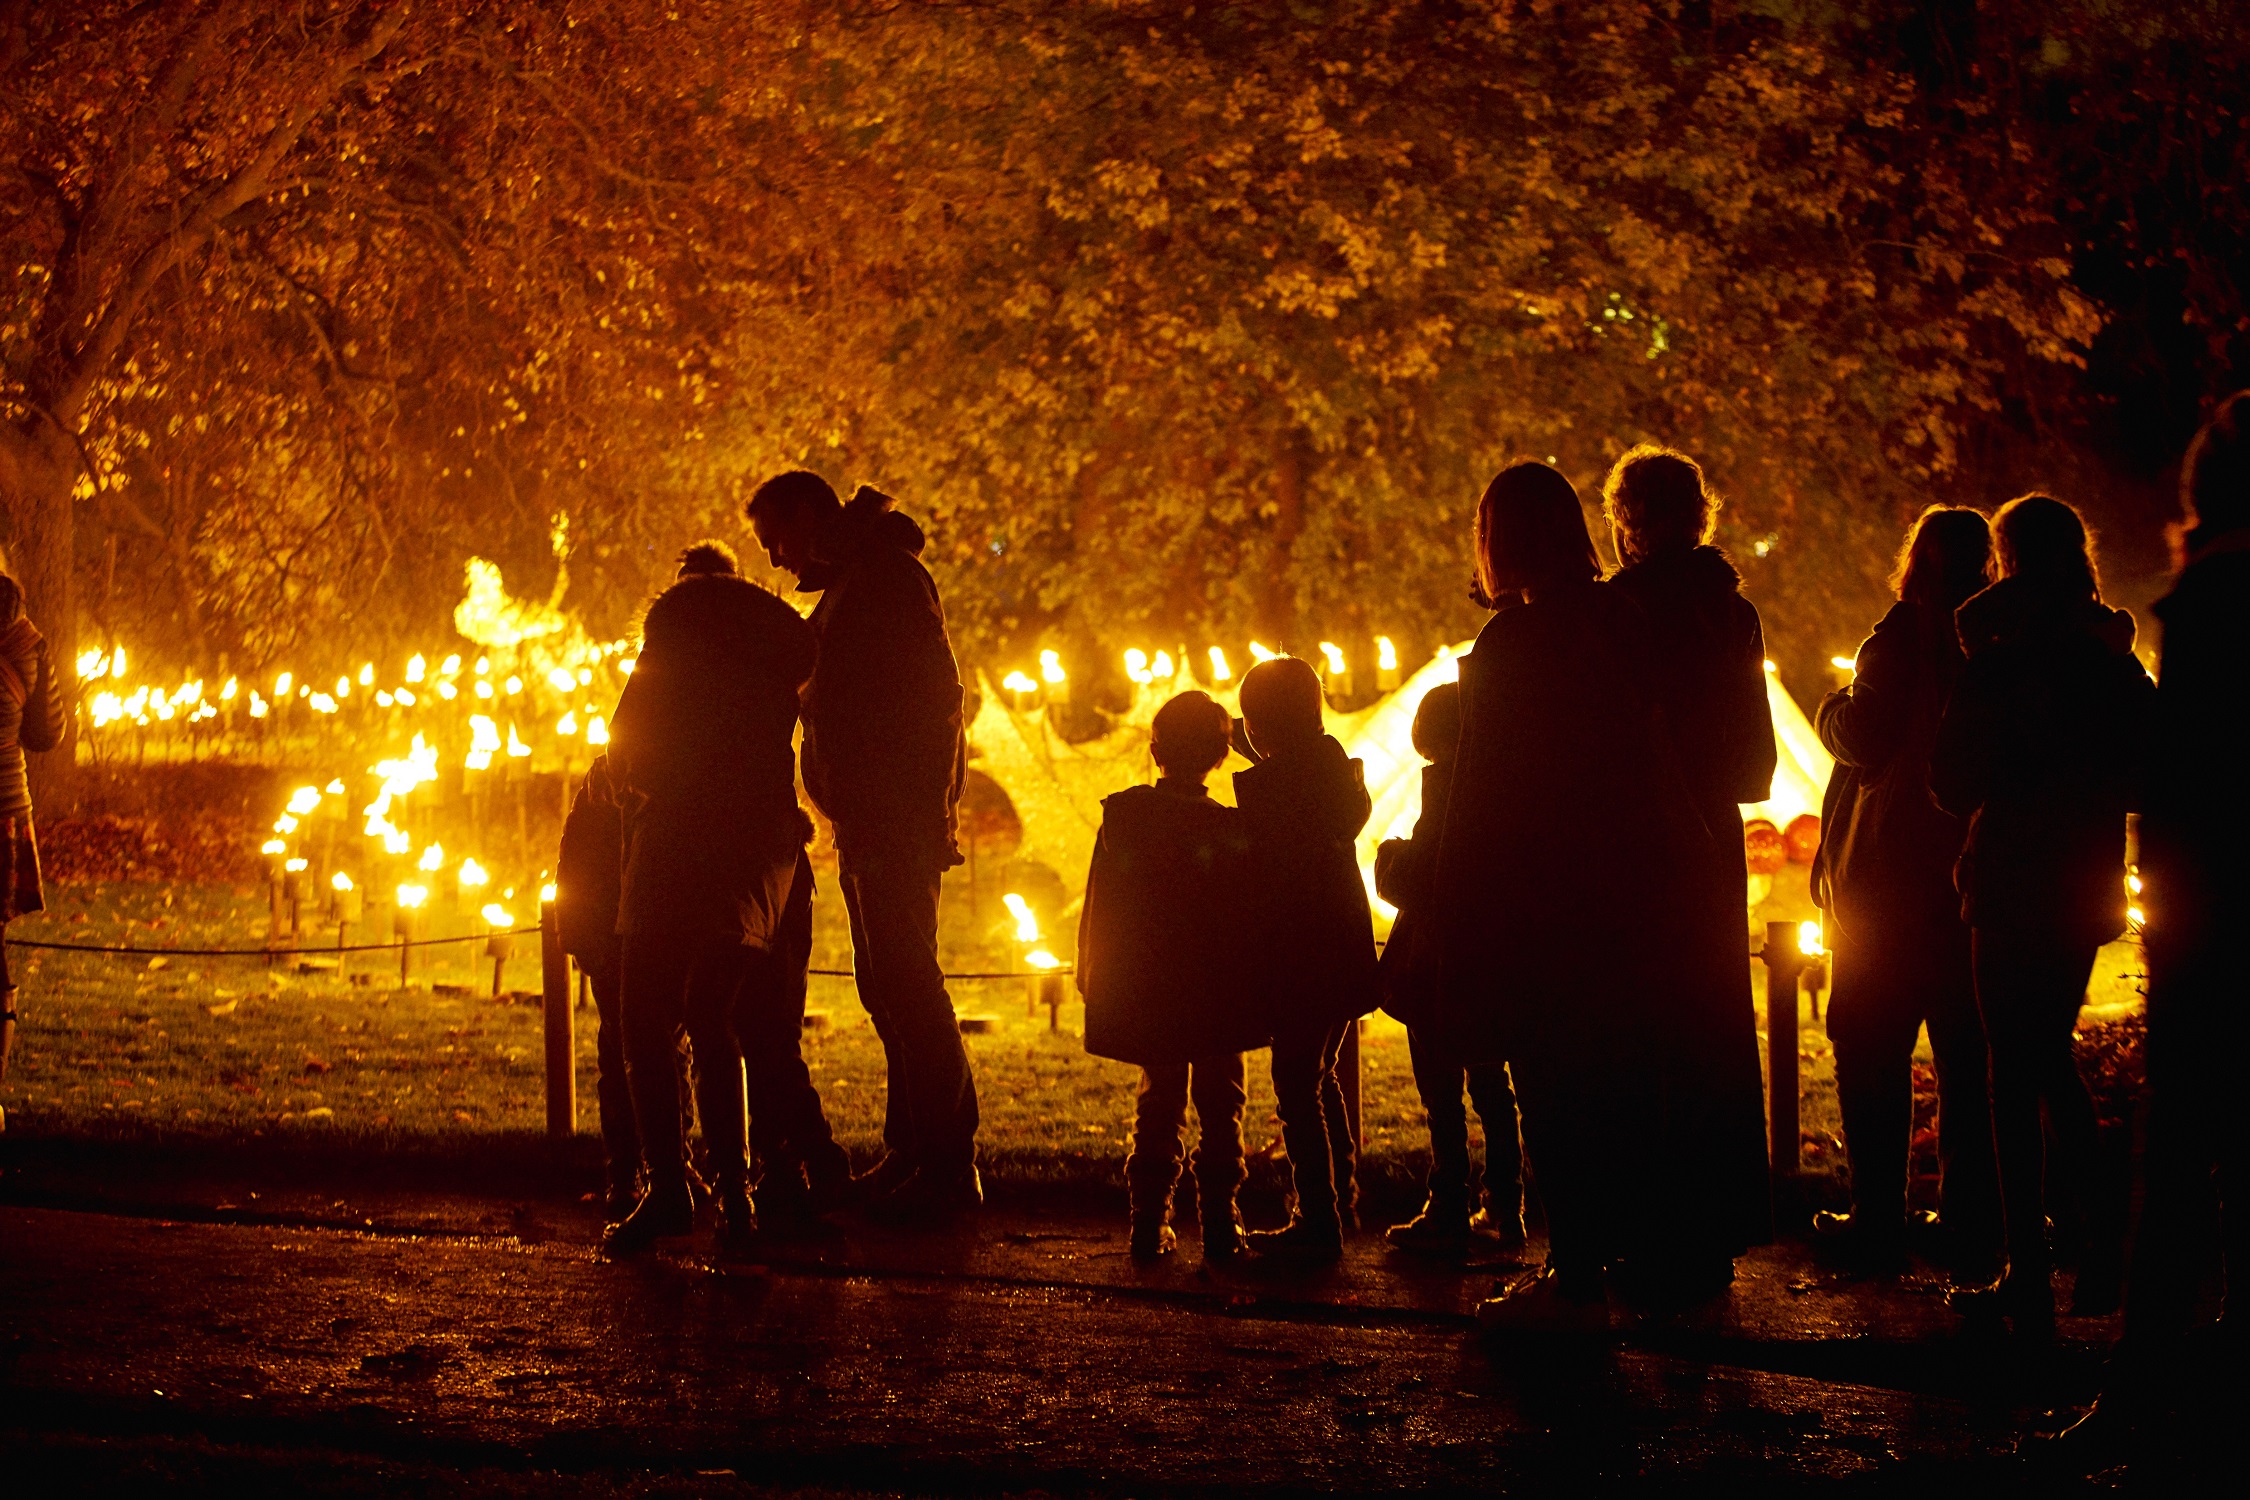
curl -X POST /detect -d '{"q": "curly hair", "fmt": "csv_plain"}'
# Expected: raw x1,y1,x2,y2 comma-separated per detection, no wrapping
1602,443,1717,565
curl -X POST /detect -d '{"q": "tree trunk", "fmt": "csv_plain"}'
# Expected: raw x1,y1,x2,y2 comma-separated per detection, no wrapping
1,422,81,815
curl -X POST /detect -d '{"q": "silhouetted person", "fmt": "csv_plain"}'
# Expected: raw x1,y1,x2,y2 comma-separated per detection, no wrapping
1437,463,1711,1327
1375,680,1526,1254
558,753,670,1220
604,541,824,1257
1813,507,2001,1276
1932,494,2153,1338
0,572,63,1116
747,473,979,1221
2051,393,2250,1464
1234,655,1379,1261
1600,445,1776,1293
1078,691,1263,1263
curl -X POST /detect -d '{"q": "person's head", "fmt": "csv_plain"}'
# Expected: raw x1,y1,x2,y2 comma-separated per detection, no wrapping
1475,462,1600,599
1237,655,1323,757
2181,389,2250,550
744,470,844,581
1890,506,1993,610
1602,443,1717,566
0,573,21,629
1149,690,1233,781
1993,493,2101,601
1410,680,1462,765
675,539,739,579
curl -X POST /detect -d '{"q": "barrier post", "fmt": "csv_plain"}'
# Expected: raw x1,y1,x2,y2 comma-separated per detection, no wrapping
1761,921,1805,1175
541,900,575,1139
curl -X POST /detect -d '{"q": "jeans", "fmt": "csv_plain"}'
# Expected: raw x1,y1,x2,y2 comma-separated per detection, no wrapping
1406,1026,1522,1222
1128,1053,1248,1227
621,931,750,1191
1271,1020,1354,1233
1972,928,2102,1287
841,862,979,1176
739,854,846,1186
1826,920,2000,1259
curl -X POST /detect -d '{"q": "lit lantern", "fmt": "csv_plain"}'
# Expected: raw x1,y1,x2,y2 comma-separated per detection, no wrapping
358,663,374,687
1248,641,1278,664
1151,650,1174,681
1376,636,1401,691
1038,649,1068,703
1001,670,1038,710
1208,646,1232,682
406,654,427,683
1319,641,1350,698
1123,648,1151,685
585,715,609,747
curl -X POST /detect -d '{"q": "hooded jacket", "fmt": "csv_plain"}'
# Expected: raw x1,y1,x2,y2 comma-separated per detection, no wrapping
1606,545,1777,814
800,488,967,872
1234,732,1380,1031
1931,575,2154,945
1814,598,1972,940
608,572,815,944
1077,778,1265,1065
555,755,624,979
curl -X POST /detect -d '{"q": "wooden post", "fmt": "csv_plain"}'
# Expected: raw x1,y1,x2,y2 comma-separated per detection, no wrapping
541,899,575,1139
1763,920,1803,1175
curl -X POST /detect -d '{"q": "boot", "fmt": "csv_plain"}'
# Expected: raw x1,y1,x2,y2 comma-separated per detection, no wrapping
1948,1269,2056,1341
866,1162,983,1226
715,1181,760,1262
803,1139,855,1215
1247,1216,1344,1263
1130,1219,1177,1262
601,1177,696,1256
1201,1203,1247,1262
1386,1196,1478,1254
601,1167,642,1225
1476,1264,1609,1335
1468,1205,1527,1248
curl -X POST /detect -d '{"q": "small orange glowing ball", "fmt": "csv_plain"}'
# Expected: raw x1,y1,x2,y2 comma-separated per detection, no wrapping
1744,819,1787,875
1783,813,1823,865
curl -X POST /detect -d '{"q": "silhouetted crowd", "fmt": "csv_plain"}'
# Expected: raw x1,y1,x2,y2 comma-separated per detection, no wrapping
7,396,2240,1471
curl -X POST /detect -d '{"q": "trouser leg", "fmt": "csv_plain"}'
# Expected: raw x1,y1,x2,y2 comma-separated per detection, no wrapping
1922,926,2001,1261
1323,1029,1356,1223
739,855,844,1183
590,967,643,1186
1826,939,1921,1233
1975,930,2098,1285
621,933,693,1189
1408,1025,1474,1213
1186,1052,1249,1225
681,939,750,1191
842,864,979,1176
1509,1032,1613,1276
1465,1060,1524,1223
1271,1022,1344,1234
1128,1063,1191,1225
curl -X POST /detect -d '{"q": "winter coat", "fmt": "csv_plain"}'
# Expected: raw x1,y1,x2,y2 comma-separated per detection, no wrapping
555,756,624,983
608,572,816,946
0,616,63,824
1603,548,1775,1251
1931,575,2155,947
2140,534,2250,964
1815,599,1972,942
800,487,968,874
1077,778,1266,1065
1373,758,1452,1029
1432,580,1711,1063
0,615,62,924
1233,733,1380,1033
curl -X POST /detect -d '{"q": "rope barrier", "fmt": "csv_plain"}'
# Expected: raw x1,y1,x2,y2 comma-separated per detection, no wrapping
2,932,1072,978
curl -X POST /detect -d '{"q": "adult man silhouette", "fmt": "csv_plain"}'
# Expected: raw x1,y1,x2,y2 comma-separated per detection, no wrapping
748,472,979,1220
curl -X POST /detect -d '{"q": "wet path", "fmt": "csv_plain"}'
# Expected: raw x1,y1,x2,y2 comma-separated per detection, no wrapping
0,1202,2062,1492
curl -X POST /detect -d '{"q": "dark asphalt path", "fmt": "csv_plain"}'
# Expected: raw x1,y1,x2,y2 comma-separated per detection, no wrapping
0,1202,2076,1495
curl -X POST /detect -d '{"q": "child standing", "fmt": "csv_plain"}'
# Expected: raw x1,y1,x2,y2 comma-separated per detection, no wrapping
1374,681,1527,1252
556,753,646,1221
1234,657,1380,1261
1079,692,1264,1261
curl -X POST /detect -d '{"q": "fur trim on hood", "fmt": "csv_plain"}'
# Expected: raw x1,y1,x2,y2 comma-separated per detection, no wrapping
1955,575,2136,658
830,485,928,561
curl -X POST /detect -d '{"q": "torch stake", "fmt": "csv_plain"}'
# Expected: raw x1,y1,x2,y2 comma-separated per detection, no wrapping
540,900,576,1138
1762,920,1804,1175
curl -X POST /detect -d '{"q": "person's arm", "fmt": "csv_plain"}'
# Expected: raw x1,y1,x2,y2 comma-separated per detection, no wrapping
18,634,64,754
812,562,962,826
1816,617,1909,771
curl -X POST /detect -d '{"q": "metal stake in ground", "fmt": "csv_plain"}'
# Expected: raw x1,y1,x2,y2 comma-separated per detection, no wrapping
540,896,575,1139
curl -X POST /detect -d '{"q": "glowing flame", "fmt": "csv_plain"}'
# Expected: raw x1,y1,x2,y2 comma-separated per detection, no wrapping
287,786,322,815
274,815,299,834
406,654,427,683
76,648,105,678
111,647,126,679
1025,949,1062,971
440,654,461,677
1319,642,1347,675
1039,649,1065,685
419,844,446,872
1798,920,1825,958
1151,650,1174,679
585,715,609,746
1002,891,1040,944
539,881,558,903
1248,641,1278,663
326,778,345,793
397,884,428,910
249,691,268,718
1123,647,1150,684
1001,670,1037,695
481,902,513,928
1208,646,1232,681
221,677,238,701
2127,872,2144,895
261,839,286,855
556,711,578,735
437,682,458,700
506,724,531,758
331,871,354,892
1377,636,1399,671
2128,906,2148,929
1764,659,1779,673
458,857,488,888
1831,656,1858,672
275,672,293,697
453,557,569,648
284,857,308,873
358,663,374,686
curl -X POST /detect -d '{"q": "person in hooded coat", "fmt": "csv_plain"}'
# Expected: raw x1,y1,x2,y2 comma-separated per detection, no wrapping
1234,655,1380,1261
1437,463,1712,1326
747,472,978,1222
1376,680,1525,1253
603,542,827,1257
1077,690,1264,1263
0,571,64,1112
2047,392,2250,1465
1812,507,2001,1277
1600,445,1775,1289
1931,494,2154,1337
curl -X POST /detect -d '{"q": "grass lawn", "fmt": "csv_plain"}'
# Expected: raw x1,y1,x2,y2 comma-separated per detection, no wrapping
2,876,2147,1214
